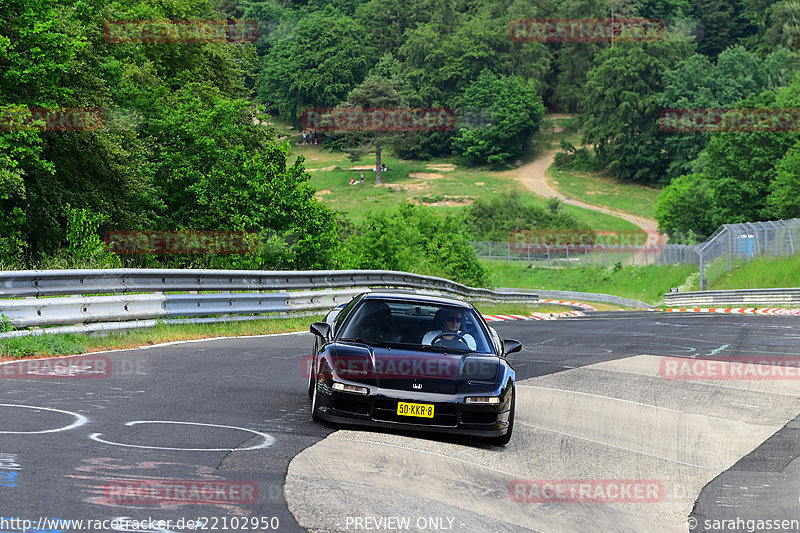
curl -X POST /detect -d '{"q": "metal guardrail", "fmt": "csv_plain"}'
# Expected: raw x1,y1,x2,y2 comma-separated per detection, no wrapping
0,269,545,338
494,288,651,309
534,290,651,309
664,288,800,307
0,268,530,300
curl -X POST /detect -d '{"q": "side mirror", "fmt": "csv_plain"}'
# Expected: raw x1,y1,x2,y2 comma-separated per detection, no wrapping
502,339,522,357
310,322,331,341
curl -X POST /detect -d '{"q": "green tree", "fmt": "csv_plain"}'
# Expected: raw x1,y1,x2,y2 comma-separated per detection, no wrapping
257,7,373,122
763,141,800,219
464,192,583,242
700,93,800,225
148,82,339,269
328,68,409,184
341,203,487,286
453,70,544,165
654,173,716,238
581,40,693,184
658,46,798,181
691,0,753,57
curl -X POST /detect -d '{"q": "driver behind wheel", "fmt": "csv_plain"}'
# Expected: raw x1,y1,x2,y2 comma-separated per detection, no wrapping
421,309,477,350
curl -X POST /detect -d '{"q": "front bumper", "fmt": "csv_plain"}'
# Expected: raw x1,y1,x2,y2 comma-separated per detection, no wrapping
314,384,512,438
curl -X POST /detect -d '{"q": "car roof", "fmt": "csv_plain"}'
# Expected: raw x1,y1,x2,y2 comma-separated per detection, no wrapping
362,291,473,308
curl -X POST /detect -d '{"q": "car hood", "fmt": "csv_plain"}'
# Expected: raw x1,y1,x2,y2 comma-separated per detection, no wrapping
328,342,499,394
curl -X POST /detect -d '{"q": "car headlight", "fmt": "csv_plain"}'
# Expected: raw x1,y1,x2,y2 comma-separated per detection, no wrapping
465,357,499,382
332,382,369,395
465,396,500,405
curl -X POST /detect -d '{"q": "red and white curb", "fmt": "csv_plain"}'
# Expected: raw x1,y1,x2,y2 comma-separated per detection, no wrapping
537,299,598,312
660,307,800,315
482,311,586,322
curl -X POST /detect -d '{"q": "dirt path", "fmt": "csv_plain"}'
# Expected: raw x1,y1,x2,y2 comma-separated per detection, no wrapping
516,150,660,234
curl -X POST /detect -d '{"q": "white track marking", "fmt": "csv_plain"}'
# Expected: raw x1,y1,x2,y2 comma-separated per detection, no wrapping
0,404,88,434
89,420,274,451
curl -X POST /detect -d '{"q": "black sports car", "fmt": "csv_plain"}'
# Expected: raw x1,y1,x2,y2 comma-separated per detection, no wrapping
307,291,521,445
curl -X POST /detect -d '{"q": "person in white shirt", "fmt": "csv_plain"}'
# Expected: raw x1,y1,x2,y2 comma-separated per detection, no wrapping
422,309,476,350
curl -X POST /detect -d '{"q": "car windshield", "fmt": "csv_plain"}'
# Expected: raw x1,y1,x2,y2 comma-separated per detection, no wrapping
338,299,493,353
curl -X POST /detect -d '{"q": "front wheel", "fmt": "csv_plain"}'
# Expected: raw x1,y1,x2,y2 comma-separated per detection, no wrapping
307,358,315,399
487,387,514,446
311,376,321,422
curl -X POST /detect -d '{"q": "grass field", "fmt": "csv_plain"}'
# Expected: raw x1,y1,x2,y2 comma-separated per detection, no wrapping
296,144,644,234
483,260,700,305
709,254,800,290
548,167,661,220
287,112,646,233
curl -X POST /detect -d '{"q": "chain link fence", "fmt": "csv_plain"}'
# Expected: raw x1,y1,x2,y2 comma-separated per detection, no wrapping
471,241,663,267
473,219,800,289
658,219,800,289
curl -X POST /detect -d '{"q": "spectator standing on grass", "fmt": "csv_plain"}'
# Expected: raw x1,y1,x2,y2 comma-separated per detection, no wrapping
360,171,364,182
302,132,307,145
313,131,318,144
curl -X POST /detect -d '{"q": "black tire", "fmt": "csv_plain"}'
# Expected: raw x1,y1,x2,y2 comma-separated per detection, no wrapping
311,375,321,422
307,342,318,399
487,387,514,446
307,358,315,399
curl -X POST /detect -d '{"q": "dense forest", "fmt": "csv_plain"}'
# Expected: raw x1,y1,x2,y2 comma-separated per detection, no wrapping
3,0,800,282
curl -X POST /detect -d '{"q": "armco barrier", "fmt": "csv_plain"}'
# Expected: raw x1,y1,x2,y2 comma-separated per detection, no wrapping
0,268,530,300
0,269,545,338
498,288,651,309
664,288,800,308
1,294,167,327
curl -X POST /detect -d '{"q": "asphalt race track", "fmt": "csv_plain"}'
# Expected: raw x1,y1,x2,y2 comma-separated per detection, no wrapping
1,312,799,533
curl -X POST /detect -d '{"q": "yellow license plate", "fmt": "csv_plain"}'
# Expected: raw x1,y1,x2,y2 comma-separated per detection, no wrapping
397,402,434,418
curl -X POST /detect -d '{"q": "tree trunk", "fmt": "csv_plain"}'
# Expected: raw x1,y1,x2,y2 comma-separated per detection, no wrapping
375,143,382,184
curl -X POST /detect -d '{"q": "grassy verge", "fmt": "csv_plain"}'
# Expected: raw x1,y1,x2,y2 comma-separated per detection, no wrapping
0,316,321,359
482,259,699,305
709,254,800,290
547,168,661,220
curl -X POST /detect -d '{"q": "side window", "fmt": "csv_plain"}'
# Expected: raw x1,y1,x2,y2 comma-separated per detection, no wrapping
333,295,363,337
